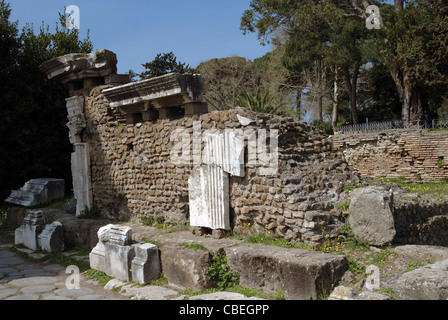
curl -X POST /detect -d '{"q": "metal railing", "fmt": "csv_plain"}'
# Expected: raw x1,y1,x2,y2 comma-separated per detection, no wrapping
337,120,448,133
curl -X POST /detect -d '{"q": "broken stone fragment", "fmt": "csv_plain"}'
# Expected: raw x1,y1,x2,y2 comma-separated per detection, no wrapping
39,49,118,83
38,221,64,252
237,114,255,126
5,178,65,207
131,243,160,284
102,73,205,113
203,130,245,177
14,210,46,251
89,224,160,284
188,165,230,230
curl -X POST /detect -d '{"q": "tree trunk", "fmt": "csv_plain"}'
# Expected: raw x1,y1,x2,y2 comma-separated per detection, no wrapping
343,67,359,124
391,68,423,121
318,95,323,121
332,68,339,132
296,88,302,120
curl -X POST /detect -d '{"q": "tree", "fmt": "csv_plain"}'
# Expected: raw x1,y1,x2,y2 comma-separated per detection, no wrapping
237,88,290,116
196,56,262,110
241,0,367,125
381,0,448,121
140,52,193,79
0,1,93,200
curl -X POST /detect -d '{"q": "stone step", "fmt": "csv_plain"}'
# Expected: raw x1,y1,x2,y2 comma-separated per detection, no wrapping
225,244,348,300
151,230,347,299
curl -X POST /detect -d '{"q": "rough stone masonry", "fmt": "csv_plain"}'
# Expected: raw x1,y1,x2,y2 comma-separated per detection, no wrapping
40,49,362,246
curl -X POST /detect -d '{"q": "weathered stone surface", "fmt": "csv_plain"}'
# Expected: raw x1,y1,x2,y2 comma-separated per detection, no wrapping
104,243,134,282
43,209,109,249
66,96,86,144
15,211,46,250
131,243,160,284
39,49,117,83
38,221,64,252
328,286,355,300
89,241,106,272
189,165,230,230
390,259,448,300
107,225,132,246
159,245,215,291
392,245,448,264
6,179,65,207
203,130,245,177
102,73,204,112
5,207,28,227
348,187,396,246
225,243,348,300
71,143,93,217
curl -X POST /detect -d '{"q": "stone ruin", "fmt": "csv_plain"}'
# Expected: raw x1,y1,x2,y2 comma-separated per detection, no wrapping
89,224,160,284
15,210,64,252
5,178,65,207
38,49,361,247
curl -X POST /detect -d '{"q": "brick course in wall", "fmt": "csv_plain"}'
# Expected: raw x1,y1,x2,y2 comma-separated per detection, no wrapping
332,130,448,182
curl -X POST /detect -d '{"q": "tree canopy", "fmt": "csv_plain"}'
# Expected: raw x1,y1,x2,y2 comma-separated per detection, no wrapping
240,0,448,124
0,1,92,200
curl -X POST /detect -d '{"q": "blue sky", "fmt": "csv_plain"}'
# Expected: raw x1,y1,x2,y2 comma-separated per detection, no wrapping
9,0,271,74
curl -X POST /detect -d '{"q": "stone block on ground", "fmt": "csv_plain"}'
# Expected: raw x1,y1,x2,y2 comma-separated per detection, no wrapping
225,243,348,300
104,243,135,282
348,186,396,246
6,178,65,207
131,243,160,284
38,221,64,252
15,210,46,251
390,259,448,300
159,245,215,291
89,241,106,272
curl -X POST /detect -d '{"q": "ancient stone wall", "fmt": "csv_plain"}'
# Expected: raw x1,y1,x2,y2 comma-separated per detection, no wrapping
332,130,448,182
83,86,359,245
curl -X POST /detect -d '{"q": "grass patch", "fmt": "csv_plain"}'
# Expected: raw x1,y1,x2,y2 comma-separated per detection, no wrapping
141,237,163,248
179,242,208,251
340,224,370,251
245,233,313,250
406,260,426,272
78,201,107,220
378,287,397,300
0,224,16,243
84,269,114,286
375,177,448,199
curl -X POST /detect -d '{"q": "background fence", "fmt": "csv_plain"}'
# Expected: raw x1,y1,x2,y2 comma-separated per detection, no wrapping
337,120,448,133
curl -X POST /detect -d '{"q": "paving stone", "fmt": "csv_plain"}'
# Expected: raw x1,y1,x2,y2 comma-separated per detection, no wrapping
0,267,17,274
76,294,105,300
21,284,57,295
6,294,39,300
18,269,55,277
0,288,19,299
42,264,65,272
119,285,182,300
54,287,94,298
8,276,59,287
1,256,25,265
40,293,72,300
